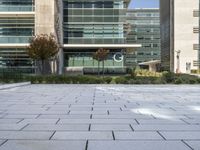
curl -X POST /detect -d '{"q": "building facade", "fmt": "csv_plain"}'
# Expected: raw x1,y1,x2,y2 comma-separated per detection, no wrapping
160,0,200,73
0,0,35,73
126,9,160,67
0,0,140,74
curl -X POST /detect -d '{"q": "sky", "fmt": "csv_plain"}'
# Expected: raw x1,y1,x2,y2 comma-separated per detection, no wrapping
129,0,159,9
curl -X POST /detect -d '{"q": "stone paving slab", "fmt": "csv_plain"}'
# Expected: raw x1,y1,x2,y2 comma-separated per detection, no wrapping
52,131,113,140
0,140,86,150
3,114,38,119
0,124,27,131
91,124,132,131
0,131,53,140
1,85,200,150
69,111,108,115
160,131,200,140
0,119,22,124
0,82,30,90
114,131,163,140
182,118,200,124
92,114,154,119
136,119,186,125
87,141,190,150
58,119,137,124
38,114,91,119
20,119,59,124
23,124,89,131
131,124,200,131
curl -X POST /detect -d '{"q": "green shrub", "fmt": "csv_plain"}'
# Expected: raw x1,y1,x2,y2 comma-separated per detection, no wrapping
174,78,183,84
127,67,136,77
189,79,197,84
1,73,199,85
197,78,200,83
162,71,175,83
24,75,112,84
174,74,199,84
103,77,112,84
115,77,127,84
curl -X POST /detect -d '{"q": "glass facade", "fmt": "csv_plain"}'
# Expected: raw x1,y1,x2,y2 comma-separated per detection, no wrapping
0,17,34,43
63,0,127,44
0,16,35,73
63,0,129,71
64,50,123,68
0,48,34,73
126,9,161,66
0,0,132,74
0,0,34,12
160,0,172,71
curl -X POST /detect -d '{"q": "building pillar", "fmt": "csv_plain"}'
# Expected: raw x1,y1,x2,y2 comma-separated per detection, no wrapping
35,0,55,35
58,48,64,74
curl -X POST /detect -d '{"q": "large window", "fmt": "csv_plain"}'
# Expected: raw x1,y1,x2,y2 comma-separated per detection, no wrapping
0,0,34,11
0,48,34,73
64,52,123,67
63,0,126,44
0,17,34,43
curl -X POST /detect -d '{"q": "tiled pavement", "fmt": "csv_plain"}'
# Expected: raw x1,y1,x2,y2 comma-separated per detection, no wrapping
0,85,200,150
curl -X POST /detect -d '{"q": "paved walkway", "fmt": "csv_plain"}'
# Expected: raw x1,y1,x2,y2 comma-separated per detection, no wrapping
0,85,200,150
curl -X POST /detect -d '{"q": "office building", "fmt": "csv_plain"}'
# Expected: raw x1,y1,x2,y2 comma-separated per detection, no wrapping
126,9,160,67
0,0,35,73
160,0,200,73
0,0,140,74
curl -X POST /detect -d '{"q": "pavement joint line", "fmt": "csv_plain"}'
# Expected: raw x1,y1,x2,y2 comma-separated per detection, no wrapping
180,118,190,125
88,124,91,131
184,115,192,119
45,107,50,111
20,124,29,131
56,118,60,124
17,118,24,124
151,115,156,119
157,131,166,140
181,140,194,150
112,131,115,140
169,107,176,111
0,140,8,147
49,131,56,140
135,119,140,125
67,110,71,114
90,114,92,119
85,140,89,150
35,114,41,119
107,110,109,115
41,105,46,108
129,124,134,131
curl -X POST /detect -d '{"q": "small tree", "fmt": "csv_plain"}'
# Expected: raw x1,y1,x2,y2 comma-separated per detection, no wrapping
27,34,59,74
93,48,109,76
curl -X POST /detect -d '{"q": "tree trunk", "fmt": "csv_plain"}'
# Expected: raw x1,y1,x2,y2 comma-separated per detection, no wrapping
98,60,100,76
103,60,105,77
41,60,45,75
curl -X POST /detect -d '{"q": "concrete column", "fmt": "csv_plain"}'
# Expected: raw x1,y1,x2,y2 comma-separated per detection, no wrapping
58,48,64,74
35,0,55,34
